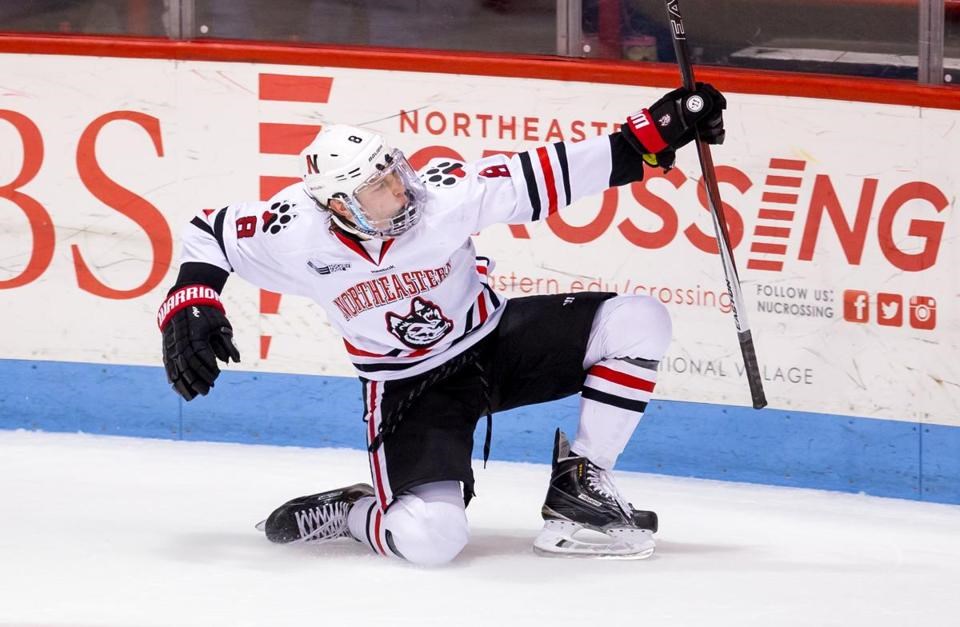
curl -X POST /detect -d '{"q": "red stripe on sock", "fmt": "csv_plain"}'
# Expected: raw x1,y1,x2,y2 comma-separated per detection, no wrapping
589,364,656,392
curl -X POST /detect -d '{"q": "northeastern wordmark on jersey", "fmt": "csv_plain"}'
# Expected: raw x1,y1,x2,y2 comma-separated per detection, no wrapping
332,262,453,321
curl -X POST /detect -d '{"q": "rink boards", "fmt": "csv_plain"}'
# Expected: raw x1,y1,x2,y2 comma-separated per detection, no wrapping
0,45,957,503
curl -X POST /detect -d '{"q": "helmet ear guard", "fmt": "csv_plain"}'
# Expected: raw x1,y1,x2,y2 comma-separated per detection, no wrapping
299,125,425,239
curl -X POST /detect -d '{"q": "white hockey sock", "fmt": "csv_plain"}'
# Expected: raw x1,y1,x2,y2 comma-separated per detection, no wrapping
347,495,378,546
573,358,658,469
572,295,670,469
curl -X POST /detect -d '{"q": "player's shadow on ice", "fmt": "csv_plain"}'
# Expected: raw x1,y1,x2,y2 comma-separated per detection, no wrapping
163,530,748,570
457,529,539,561
163,530,373,569
652,539,748,555
456,530,748,568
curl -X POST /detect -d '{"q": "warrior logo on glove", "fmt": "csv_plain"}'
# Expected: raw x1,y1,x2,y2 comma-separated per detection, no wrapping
159,284,241,401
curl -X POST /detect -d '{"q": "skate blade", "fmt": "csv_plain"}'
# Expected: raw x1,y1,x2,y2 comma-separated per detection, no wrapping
533,520,655,560
254,519,266,532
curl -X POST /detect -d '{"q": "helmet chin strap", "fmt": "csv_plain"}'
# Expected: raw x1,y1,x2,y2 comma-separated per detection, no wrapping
329,212,377,240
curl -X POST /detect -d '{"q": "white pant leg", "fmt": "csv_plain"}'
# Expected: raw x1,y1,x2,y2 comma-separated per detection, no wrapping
572,295,672,469
347,480,468,566
582,295,672,367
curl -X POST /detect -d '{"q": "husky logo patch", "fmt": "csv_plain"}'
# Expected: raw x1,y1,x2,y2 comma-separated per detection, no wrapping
419,159,466,188
386,297,454,348
262,201,298,235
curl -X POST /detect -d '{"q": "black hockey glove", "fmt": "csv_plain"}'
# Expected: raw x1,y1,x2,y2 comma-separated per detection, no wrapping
158,284,241,401
621,82,726,170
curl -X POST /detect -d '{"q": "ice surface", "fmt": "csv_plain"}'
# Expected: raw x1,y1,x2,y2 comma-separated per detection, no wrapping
1,430,958,627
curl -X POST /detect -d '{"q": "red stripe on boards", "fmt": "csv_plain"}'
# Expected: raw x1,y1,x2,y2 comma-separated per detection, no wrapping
764,175,803,188
761,192,799,205
757,208,795,221
259,74,333,103
589,364,656,392
747,259,784,271
260,176,301,200
755,225,791,238
259,122,322,155
768,158,807,171
749,242,788,255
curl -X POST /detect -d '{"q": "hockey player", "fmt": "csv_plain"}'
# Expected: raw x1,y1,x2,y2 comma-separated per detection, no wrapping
158,83,726,562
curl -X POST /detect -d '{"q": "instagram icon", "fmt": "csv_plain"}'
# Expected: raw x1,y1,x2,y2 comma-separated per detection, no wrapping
909,296,937,330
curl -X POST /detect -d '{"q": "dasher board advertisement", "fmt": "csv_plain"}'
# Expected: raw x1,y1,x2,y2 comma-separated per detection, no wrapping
0,52,957,502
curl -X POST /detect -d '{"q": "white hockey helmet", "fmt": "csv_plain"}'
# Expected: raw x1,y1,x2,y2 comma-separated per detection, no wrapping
300,124,426,239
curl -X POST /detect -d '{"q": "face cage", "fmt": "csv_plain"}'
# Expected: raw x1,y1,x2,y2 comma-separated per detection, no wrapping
339,150,427,239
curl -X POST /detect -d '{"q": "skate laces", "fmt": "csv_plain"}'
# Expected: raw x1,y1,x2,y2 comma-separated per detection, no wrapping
586,465,633,519
294,502,350,543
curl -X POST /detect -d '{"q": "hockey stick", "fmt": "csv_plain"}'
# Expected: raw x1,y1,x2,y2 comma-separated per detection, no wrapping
663,0,767,409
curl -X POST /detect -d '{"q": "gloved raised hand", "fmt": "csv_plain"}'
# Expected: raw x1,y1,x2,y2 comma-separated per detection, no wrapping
158,284,241,401
621,82,726,170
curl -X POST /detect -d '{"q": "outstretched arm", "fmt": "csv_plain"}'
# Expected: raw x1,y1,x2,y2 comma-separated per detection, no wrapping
157,208,241,401
458,83,725,231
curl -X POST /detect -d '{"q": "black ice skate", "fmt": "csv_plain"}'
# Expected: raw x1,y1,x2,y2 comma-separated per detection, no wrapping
534,430,656,559
257,483,374,544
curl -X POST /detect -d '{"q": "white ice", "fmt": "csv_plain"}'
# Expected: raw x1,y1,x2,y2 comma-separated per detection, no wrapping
2,430,959,627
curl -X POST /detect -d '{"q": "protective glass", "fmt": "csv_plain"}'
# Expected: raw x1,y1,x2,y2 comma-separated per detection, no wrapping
343,149,427,238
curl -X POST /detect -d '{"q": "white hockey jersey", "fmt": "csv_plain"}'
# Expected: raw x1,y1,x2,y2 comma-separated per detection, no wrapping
179,134,619,381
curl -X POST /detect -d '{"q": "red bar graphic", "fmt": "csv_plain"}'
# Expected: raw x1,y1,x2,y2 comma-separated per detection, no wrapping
750,242,788,255
761,192,800,204
259,122,322,155
259,74,333,103
747,259,784,271
260,176,301,200
755,225,792,238
768,158,806,171
261,289,281,314
259,289,283,360
764,175,803,187
757,209,795,221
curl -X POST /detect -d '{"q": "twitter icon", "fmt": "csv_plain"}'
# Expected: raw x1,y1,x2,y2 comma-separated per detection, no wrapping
877,293,903,327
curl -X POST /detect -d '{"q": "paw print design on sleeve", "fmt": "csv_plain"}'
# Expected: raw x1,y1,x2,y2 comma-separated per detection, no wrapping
261,201,298,235
419,160,466,189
